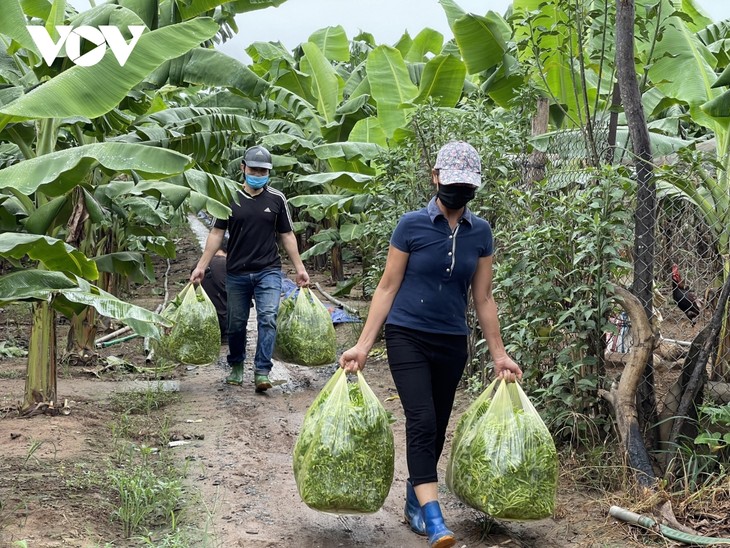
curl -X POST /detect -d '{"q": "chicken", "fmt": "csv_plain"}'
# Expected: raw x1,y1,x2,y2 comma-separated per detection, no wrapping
671,263,702,325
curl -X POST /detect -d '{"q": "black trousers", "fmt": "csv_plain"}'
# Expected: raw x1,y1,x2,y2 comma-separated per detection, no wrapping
385,324,468,487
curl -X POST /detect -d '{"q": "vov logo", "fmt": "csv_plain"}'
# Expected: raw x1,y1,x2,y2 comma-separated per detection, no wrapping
26,25,145,67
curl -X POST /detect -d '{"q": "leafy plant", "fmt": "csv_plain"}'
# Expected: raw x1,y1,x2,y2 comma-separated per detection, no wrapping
447,380,558,520
0,341,27,359
108,463,184,538
694,403,730,453
275,287,336,366
493,168,634,444
293,369,394,513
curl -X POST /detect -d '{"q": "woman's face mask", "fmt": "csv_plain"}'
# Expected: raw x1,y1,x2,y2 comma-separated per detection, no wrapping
245,174,269,189
437,184,476,210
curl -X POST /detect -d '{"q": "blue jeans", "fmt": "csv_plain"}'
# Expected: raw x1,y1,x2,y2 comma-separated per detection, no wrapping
226,269,282,375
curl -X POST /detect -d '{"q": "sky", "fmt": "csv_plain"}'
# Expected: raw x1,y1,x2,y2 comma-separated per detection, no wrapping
66,0,730,63
210,0,730,61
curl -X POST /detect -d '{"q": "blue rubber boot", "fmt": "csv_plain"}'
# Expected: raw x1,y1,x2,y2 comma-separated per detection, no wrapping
404,480,426,536
422,501,456,548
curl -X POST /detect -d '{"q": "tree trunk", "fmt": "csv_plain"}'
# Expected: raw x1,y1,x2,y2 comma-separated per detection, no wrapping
65,188,99,360
525,97,549,183
601,286,701,532
616,0,658,443
605,82,621,164
665,270,730,478
22,301,57,415
658,327,710,457
330,244,344,282
599,287,656,488
65,308,98,366
714,294,730,381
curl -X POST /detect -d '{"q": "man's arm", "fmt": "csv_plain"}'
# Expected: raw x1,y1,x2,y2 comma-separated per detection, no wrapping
279,231,309,286
190,227,226,283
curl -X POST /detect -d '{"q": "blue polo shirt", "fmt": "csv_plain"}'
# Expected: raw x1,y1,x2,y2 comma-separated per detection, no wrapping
386,197,493,335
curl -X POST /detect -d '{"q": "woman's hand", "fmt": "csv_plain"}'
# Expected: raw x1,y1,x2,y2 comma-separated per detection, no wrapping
339,345,368,373
494,355,522,383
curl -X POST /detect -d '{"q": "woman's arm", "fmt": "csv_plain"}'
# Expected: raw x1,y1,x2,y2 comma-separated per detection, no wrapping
339,245,409,372
471,255,522,381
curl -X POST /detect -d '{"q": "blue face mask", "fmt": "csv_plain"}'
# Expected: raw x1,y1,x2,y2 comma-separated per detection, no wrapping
245,174,269,189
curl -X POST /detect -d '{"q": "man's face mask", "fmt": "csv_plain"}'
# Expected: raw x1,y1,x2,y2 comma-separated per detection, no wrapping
437,184,476,210
245,174,269,189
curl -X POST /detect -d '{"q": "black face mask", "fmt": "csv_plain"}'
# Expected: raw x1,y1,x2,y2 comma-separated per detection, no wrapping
437,184,476,210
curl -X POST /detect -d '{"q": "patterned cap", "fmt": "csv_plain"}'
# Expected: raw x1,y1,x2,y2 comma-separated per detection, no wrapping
434,141,481,187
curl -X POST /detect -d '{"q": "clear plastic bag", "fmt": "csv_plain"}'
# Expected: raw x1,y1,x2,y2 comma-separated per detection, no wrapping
293,368,394,514
275,287,336,366
446,379,558,520
153,283,220,365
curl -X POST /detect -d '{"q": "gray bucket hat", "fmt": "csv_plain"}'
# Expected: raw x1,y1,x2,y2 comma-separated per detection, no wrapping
243,145,273,169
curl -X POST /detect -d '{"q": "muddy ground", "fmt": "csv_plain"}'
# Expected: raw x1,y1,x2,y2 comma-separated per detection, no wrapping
0,220,677,548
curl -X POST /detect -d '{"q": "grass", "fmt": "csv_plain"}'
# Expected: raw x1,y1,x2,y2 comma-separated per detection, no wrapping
110,381,181,415
0,302,32,325
0,368,23,379
47,380,212,544
560,441,632,494
107,451,184,538
562,437,730,546
104,382,210,541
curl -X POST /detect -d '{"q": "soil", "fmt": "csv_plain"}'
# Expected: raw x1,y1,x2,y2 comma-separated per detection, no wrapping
0,222,667,548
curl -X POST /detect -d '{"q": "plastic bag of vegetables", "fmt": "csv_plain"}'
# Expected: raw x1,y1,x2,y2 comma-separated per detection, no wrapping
446,378,558,520
275,287,336,366
293,368,394,514
153,283,220,365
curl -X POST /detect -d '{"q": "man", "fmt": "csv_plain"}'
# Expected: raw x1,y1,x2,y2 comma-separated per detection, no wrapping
191,145,309,392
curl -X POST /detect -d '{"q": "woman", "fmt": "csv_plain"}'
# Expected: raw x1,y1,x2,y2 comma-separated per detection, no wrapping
339,141,522,548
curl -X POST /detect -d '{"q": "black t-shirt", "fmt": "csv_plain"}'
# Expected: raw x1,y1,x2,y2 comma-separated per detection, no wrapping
213,186,294,274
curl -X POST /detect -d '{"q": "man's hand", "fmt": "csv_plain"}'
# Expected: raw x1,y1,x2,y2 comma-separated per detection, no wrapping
190,265,206,284
494,355,522,383
296,268,310,287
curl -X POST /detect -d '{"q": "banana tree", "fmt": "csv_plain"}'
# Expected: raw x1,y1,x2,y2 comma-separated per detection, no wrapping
0,235,171,413
289,168,375,281
0,0,243,412
0,143,193,410
243,27,471,276
646,4,730,379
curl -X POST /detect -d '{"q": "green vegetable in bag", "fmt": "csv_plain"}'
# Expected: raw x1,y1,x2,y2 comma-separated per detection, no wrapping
446,379,558,520
153,283,220,365
293,368,395,514
275,287,336,366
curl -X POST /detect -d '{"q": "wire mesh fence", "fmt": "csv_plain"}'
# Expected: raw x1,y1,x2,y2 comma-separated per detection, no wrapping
521,113,730,450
